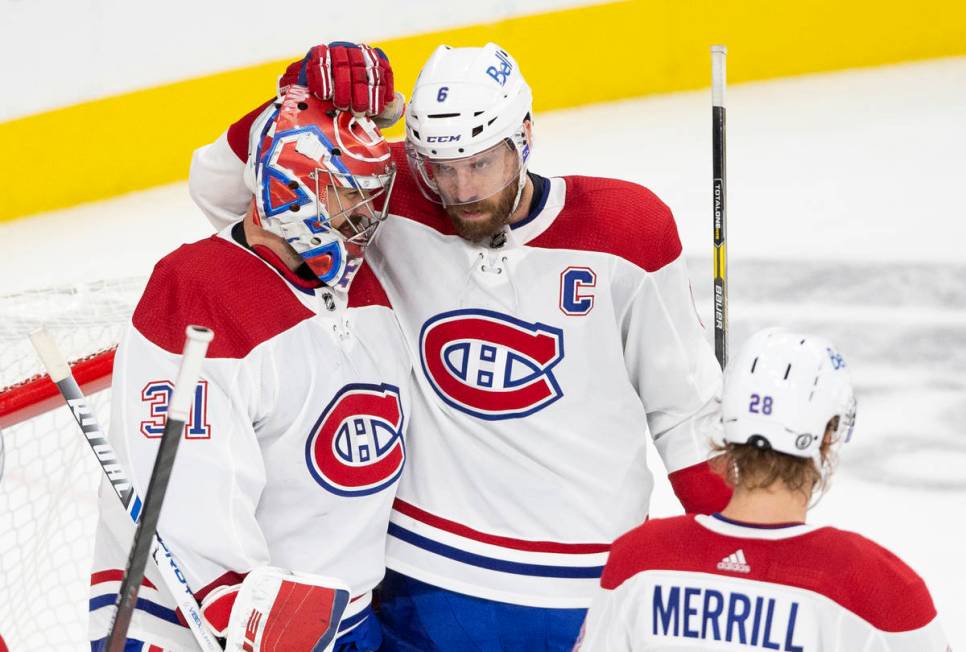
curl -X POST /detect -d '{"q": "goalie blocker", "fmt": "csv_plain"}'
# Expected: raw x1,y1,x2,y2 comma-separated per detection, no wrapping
201,567,351,652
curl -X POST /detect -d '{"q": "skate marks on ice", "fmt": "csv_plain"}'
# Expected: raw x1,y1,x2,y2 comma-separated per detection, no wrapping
688,257,966,492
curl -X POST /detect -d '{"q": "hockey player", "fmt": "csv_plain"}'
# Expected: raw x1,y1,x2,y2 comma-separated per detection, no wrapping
189,42,731,650
576,328,950,651
90,87,410,651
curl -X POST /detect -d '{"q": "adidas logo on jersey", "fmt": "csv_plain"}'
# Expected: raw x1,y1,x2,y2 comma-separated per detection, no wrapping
716,549,751,573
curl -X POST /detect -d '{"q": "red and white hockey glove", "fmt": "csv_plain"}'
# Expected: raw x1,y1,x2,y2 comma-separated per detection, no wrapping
279,42,404,127
201,567,351,652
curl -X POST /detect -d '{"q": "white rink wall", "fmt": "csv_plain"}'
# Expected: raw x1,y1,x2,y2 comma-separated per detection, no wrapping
0,0,595,120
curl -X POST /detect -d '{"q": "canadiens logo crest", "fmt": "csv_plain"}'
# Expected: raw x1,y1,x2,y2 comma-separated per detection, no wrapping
419,309,565,420
305,383,405,497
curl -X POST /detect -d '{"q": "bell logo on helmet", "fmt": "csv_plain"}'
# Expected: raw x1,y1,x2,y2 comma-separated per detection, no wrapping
420,309,565,420
485,50,514,86
305,383,405,497
827,347,846,369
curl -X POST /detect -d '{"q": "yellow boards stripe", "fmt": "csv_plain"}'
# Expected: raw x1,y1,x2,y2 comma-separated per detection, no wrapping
4,0,966,221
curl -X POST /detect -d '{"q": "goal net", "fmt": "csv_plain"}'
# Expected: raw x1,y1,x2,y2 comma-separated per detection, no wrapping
0,277,145,651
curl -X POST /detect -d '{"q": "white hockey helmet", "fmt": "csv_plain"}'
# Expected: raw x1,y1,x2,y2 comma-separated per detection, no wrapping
404,43,532,208
722,328,857,470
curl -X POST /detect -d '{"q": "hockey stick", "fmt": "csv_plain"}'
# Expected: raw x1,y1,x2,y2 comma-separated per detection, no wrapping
105,325,215,651
29,327,222,652
711,45,729,369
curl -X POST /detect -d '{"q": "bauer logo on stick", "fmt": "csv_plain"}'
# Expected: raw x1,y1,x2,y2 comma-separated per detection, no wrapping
305,383,405,497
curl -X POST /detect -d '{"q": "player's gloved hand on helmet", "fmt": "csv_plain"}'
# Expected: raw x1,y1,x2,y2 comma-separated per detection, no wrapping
279,42,405,128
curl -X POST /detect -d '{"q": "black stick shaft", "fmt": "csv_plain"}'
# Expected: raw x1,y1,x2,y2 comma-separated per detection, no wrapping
106,325,214,651
712,46,729,370
106,413,189,652
29,327,220,651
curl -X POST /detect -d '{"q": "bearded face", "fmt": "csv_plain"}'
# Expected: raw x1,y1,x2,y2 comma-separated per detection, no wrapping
442,179,519,241
421,139,524,242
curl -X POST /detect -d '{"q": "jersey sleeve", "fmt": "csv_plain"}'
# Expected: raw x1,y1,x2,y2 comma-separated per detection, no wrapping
868,619,950,651
575,584,638,651
188,100,272,231
621,252,729,511
188,130,252,231
109,315,275,599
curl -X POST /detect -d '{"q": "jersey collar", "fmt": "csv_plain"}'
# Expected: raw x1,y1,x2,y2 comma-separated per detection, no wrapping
220,222,321,297
506,174,565,245
695,513,819,540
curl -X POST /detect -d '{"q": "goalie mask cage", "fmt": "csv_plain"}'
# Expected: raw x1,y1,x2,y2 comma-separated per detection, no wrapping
0,277,145,651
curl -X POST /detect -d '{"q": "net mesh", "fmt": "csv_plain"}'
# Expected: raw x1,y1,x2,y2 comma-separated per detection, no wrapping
0,277,145,651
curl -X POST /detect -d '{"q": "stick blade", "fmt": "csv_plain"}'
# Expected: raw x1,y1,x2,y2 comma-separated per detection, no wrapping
29,328,70,383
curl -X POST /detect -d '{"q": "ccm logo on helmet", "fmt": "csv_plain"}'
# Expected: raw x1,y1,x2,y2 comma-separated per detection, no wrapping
420,309,565,420
426,135,461,143
486,50,514,86
305,383,405,497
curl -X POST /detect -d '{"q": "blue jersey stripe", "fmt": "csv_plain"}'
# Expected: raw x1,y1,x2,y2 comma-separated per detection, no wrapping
338,604,372,632
388,523,604,578
90,593,183,626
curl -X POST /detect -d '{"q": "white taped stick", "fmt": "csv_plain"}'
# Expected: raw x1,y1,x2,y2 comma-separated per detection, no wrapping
29,327,222,651
167,325,214,421
712,45,727,108
28,328,71,383
107,324,214,651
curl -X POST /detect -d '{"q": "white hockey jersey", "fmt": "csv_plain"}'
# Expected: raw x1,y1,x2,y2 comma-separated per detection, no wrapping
189,124,729,609
89,225,411,649
576,514,950,651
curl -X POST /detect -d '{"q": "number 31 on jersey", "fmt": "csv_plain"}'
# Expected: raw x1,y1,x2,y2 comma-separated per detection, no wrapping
140,380,212,439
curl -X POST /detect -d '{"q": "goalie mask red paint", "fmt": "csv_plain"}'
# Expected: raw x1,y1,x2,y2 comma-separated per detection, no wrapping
245,85,396,291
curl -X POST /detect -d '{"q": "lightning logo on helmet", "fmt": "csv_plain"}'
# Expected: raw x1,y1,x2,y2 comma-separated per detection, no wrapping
420,309,565,420
305,383,405,497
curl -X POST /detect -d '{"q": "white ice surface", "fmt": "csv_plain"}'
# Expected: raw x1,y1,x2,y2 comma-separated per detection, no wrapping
1,56,964,649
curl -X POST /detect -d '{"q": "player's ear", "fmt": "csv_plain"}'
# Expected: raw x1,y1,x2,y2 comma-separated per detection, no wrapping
819,416,839,459
523,114,534,148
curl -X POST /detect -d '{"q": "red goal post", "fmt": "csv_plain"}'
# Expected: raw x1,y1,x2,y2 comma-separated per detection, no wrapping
0,349,116,430
0,277,144,650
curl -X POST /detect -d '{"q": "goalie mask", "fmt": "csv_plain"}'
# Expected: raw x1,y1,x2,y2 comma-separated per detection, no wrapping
245,85,396,291
722,328,857,477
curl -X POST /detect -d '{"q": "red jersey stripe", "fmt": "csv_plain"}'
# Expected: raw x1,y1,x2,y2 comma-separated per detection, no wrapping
392,499,610,554
90,569,157,590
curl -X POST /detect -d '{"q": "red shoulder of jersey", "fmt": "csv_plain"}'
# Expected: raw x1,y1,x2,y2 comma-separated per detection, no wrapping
347,261,392,309
132,236,314,358
601,516,937,633
527,176,683,273
384,141,457,236
226,99,274,161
